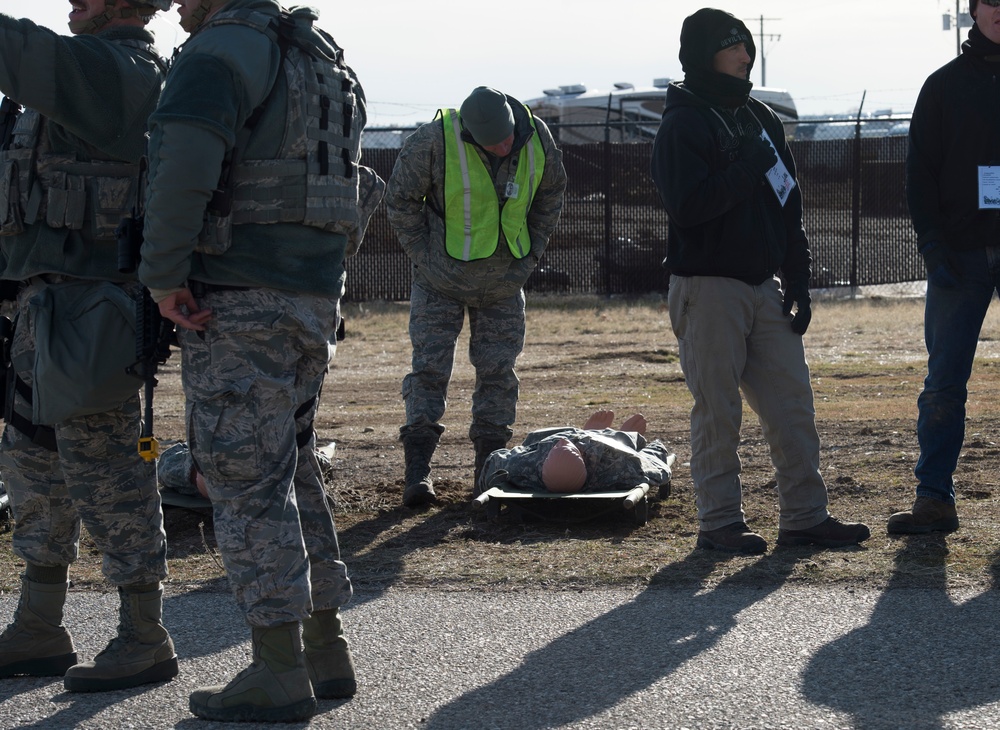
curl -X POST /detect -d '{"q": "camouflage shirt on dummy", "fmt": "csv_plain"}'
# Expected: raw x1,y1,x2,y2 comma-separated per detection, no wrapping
478,426,675,493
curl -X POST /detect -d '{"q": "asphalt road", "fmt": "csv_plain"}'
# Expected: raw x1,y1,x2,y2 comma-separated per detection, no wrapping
0,581,998,729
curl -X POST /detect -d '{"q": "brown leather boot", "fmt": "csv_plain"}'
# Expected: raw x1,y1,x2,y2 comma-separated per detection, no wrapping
886,496,959,534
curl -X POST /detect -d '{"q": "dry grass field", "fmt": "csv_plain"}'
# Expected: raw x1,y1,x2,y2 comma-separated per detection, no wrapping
4,293,1000,595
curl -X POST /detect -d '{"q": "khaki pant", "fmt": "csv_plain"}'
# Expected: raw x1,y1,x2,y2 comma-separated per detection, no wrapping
667,275,828,532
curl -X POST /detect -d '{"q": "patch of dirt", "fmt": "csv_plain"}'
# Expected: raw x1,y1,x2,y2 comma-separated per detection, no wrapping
4,296,1000,593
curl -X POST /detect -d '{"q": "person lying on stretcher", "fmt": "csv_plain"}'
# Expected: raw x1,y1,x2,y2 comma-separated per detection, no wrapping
476,409,675,496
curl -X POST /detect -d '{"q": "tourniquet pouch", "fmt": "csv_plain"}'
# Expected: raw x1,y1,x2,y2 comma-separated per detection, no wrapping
27,280,141,425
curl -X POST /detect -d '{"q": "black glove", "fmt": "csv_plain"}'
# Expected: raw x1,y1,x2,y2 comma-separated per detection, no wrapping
740,134,778,177
920,241,959,289
782,279,812,335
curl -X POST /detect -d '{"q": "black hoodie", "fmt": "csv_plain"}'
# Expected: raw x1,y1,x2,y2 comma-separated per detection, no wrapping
650,81,810,286
906,24,1000,252
651,8,809,286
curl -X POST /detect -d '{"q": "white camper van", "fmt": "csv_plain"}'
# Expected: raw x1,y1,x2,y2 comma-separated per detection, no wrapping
525,80,798,145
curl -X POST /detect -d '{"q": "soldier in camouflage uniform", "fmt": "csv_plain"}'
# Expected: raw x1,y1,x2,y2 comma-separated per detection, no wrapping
139,0,364,722
385,86,567,508
478,410,675,496
0,0,178,693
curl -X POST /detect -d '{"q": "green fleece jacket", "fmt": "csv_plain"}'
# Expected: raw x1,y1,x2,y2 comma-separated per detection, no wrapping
0,16,163,282
139,0,350,298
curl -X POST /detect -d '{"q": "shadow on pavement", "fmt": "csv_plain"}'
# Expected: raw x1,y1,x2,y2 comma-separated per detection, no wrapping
801,536,1000,728
423,547,803,729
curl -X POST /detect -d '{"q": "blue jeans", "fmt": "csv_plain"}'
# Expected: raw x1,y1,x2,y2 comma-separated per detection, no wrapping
916,246,1000,503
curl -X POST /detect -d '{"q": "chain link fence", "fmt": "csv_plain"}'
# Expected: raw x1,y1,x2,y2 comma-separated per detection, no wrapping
349,118,923,302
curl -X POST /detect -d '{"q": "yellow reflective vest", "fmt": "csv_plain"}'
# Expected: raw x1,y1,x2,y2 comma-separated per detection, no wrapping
439,106,545,261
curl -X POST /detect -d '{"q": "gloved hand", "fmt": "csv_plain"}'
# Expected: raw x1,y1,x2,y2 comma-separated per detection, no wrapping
782,279,812,335
920,241,959,289
740,134,778,177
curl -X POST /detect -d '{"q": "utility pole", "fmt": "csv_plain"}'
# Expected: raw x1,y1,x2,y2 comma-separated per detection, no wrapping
942,3,973,56
747,15,781,87
957,0,962,55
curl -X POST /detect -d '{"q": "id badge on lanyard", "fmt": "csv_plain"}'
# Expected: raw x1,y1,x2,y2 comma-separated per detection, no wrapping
978,166,1000,209
760,129,795,207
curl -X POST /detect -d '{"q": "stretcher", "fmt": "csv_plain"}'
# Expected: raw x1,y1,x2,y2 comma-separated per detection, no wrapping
472,453,675,526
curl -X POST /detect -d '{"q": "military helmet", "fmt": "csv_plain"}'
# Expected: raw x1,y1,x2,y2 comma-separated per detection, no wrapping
125,0,173,10
70,0,170,34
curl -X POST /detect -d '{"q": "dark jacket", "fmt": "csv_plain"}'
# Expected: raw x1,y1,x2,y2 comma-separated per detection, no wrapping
650,82,810,285
140,0,353,298
906,52,1000,251
0,17,164,282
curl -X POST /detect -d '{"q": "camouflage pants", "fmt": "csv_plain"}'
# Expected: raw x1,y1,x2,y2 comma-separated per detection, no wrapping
0,280,167,586
181,288,351,627
401,280,525,443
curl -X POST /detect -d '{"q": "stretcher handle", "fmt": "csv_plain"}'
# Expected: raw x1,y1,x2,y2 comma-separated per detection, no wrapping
622,483,650,509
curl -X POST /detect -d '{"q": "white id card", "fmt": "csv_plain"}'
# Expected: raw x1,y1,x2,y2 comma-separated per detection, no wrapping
760,129,795,207
978,166,1000,209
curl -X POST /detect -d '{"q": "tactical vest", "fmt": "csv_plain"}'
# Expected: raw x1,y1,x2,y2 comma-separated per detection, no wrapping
193,6,382,258
0,38,163,241
439,107,545,262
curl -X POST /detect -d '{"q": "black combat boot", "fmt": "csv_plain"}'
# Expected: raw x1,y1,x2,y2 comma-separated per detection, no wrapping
401,433,439,507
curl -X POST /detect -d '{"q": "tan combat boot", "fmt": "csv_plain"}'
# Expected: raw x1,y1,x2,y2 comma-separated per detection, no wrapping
63,584,178,692
189,622,317,722
0,574,77,678
302,608,356,699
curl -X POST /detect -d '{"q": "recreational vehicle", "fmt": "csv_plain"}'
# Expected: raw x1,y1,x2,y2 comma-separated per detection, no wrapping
525,80,798,145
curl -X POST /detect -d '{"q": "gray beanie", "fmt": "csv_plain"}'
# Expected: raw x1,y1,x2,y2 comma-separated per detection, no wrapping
459,87,515,146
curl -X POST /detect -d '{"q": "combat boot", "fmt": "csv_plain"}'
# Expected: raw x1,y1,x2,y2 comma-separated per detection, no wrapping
64,584,178,692
302,608,356,699
473,437,508,494
0,574,77,678
189,622,317,723
401,433,439,507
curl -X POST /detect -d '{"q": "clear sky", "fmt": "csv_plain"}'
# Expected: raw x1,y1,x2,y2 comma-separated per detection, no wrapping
0,0,972,126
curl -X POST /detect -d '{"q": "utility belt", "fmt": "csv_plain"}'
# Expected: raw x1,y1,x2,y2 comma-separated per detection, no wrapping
188,280,253,297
